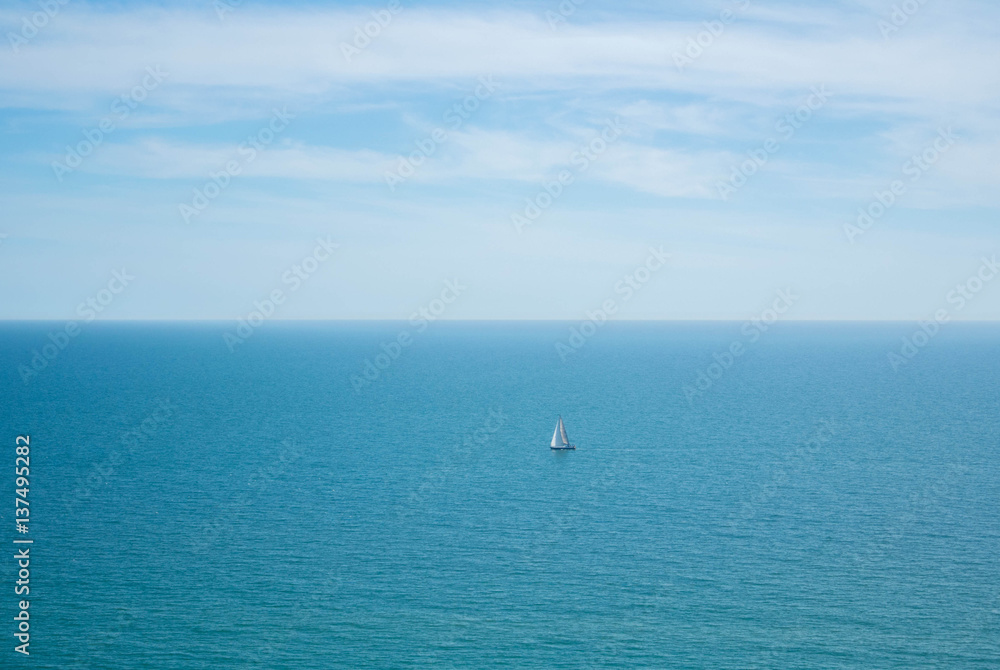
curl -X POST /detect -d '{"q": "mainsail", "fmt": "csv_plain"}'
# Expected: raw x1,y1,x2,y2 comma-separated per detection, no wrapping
551,416,569,448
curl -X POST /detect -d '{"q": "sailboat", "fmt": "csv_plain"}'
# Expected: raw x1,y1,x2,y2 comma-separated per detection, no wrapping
550,416,576,450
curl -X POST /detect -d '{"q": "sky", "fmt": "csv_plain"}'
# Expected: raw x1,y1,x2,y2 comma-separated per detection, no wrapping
1,0,998,320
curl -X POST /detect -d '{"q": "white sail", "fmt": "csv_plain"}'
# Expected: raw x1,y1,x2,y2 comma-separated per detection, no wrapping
551,416,568,447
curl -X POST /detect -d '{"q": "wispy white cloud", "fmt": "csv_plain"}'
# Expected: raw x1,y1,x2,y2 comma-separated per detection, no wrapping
2,4,998,119
64,130,732,200
81,138,389,181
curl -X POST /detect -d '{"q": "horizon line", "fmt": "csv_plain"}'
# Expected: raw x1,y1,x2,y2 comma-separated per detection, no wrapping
2,319,1000,324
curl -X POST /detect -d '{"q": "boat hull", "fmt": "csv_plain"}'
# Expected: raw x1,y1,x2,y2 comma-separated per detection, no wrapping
550,445,576,450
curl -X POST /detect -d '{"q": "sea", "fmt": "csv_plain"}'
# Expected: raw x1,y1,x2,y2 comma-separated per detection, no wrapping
2,321,999,668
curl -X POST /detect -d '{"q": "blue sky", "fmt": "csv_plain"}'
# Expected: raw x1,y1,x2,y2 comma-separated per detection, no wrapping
1,0,998,320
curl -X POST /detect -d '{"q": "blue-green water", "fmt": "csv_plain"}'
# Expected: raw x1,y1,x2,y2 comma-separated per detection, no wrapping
3,322,999,668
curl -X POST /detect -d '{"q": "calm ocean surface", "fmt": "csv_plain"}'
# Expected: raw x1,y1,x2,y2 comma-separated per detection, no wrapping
2,321,999,668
